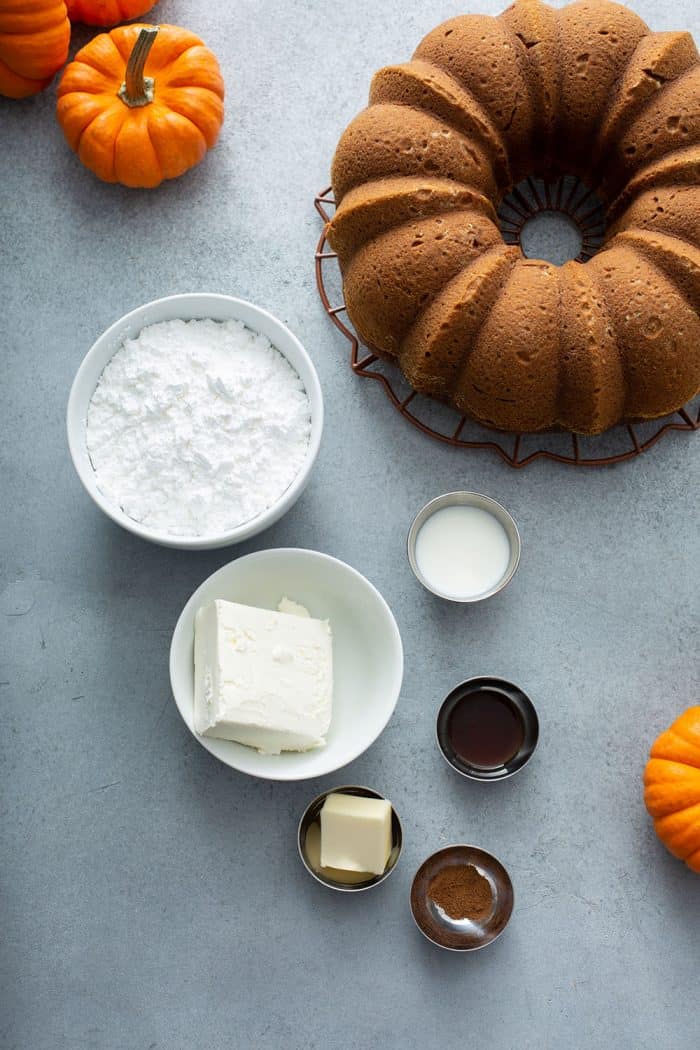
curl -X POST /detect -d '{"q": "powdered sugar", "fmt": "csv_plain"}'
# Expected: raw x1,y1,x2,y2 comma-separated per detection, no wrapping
86,318,312,537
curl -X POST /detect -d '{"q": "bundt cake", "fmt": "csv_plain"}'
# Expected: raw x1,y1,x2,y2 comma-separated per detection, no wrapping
327,0,700,435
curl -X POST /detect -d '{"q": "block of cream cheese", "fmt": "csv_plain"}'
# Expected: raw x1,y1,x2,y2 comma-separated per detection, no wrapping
194,598,332,754
320,793,393,875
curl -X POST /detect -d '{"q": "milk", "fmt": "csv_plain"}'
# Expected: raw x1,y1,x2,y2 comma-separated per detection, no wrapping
414,505,511,599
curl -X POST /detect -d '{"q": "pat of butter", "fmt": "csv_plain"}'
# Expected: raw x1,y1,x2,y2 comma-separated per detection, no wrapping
320,793,393,875
193,598,332,754
304,823,374,885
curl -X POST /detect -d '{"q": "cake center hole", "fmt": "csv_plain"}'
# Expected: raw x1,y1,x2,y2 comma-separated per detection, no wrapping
497,176,606,265
519,210,583,265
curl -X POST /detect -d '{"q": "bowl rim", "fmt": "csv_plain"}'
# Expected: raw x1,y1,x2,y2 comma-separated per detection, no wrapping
435,675,540,782
406,490,521,603
66,292,324,550
297,784,403,892
409,843,515,952
168,547,405,781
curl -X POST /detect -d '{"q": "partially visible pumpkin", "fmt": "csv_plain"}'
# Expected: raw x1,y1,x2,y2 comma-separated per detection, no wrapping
0,0,70,99
65,1,156,27
644,706,700,873
56,24,225,188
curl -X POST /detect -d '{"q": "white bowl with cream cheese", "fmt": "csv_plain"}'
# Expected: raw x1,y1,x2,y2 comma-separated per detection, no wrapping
67,293,323,549
169,548,404,780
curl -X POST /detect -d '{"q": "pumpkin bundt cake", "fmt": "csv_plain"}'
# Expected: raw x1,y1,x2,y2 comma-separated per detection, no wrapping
327,0,700,434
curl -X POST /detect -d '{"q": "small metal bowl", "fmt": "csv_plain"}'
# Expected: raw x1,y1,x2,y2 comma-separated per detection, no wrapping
407,491,521,603
437,676,539,782
298,785,403,892
410,844,514,951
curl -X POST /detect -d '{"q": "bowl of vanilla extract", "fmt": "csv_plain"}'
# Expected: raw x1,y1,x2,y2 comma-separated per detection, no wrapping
436,676,539,781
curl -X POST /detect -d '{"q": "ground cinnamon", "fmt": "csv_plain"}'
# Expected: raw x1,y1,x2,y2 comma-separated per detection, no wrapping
427,863,493,920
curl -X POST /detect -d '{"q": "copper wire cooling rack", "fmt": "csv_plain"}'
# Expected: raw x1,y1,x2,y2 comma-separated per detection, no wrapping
315,182,699,468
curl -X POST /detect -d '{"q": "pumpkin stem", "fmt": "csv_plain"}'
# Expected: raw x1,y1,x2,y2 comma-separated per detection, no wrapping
118,26,159,108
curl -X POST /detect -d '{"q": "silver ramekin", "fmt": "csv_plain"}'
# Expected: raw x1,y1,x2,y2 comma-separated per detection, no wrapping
407,491,521,603
297,785,403,893
410,844,514,951
436,676,540,782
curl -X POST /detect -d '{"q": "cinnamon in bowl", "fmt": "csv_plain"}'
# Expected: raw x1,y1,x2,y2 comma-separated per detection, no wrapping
427,863,493,922
410,845,514,951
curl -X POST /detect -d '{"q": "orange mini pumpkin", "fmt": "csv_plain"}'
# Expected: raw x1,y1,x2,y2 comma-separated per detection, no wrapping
56,23,224,188
66,0,156,26
644,706,700,873
0,0,70,99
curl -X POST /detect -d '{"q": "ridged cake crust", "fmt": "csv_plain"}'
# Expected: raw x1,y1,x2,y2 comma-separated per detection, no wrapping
328,0,700,434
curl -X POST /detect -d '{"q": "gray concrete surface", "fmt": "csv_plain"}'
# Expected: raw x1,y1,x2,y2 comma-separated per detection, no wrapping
2,1,699,1048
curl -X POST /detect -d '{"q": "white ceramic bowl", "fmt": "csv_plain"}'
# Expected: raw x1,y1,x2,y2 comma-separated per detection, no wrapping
169,548,404,781
67,293,324,550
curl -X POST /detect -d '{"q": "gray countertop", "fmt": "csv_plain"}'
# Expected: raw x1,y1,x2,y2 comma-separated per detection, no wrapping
2,1,699,1047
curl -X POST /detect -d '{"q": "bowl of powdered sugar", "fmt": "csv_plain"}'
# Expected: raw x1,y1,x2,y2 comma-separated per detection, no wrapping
67,293,323,549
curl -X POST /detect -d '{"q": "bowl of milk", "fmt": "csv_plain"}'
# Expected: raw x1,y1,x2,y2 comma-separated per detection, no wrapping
407,492,521,603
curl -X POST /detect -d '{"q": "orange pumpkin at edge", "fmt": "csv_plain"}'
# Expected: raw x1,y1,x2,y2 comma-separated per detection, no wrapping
66,0,156,27
56,23,225,188
644,705,700,873
0,0,71,99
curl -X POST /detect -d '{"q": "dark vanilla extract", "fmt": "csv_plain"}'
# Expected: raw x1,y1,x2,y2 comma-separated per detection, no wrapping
447,688,525,769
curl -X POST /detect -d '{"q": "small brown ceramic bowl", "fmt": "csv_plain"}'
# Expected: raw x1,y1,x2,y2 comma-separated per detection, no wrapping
298,785,403,893
410,844,514,951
